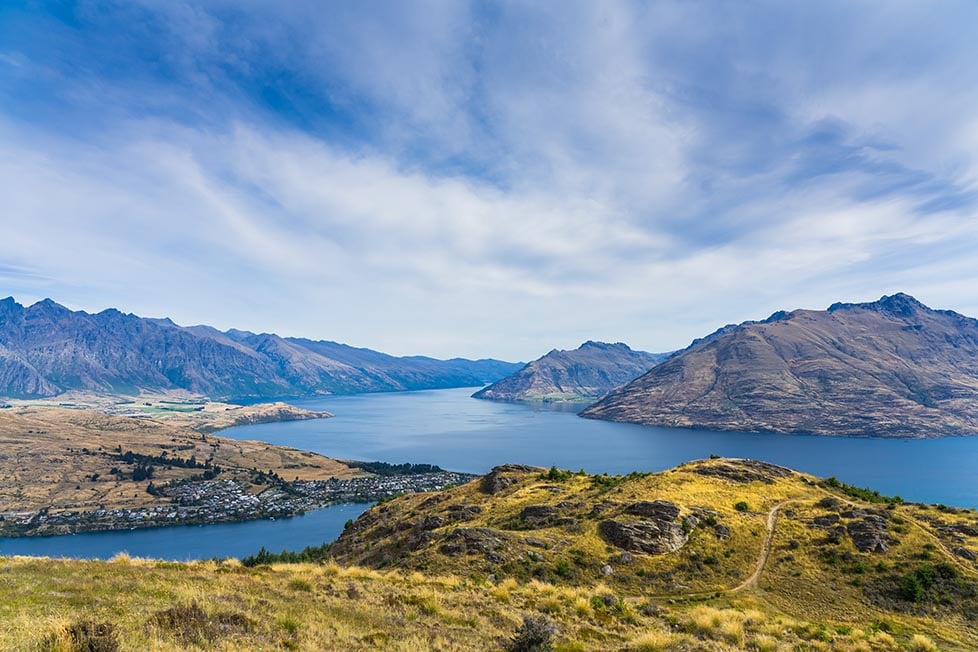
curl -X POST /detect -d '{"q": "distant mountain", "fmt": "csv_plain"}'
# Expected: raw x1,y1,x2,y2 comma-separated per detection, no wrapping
472,341,669,402
581,294,978,438
0,297,521,400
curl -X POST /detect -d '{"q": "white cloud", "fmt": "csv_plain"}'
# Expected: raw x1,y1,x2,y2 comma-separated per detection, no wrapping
3,1,978,359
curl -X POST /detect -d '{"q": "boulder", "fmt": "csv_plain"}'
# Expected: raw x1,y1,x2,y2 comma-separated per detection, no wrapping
598,519,688,554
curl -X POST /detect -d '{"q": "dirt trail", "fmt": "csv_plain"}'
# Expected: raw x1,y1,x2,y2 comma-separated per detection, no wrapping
730,500,796,593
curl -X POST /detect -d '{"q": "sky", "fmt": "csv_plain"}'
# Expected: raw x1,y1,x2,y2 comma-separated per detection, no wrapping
2,1,978,361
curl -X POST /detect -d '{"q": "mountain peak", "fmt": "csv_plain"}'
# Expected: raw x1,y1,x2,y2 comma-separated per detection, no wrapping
580,340,630,351
827,292,928,318
30,298,70,314
583,293,978,438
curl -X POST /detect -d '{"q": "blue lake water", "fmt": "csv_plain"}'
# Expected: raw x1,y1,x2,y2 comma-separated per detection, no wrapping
0,502,368,561
225,387,978,508
4,386,977,560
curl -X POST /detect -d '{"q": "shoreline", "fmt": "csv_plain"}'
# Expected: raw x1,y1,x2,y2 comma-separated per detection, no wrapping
0,471,476,538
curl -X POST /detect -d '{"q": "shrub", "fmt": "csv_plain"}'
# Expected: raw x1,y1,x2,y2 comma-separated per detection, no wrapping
42,621,119,652
148,602,252,645
507,615,556,652
734,501,749,513
542,466,575,482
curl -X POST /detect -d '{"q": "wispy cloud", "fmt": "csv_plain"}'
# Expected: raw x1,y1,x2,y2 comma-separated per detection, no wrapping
1,1,977,358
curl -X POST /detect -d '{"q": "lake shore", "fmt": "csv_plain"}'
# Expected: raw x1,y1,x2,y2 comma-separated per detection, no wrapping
0,471,474,538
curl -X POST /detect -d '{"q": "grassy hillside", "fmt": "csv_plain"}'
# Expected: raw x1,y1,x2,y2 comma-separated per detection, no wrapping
3,459,977,650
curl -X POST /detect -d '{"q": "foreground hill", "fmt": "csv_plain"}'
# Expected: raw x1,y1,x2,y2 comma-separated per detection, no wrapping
582,293,978,437
473,341,667,402
4,459,977,650
0,297,520,399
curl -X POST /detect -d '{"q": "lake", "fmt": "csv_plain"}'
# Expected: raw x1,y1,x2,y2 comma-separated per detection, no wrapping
4,386,977,560
0,502,368,561
225,387,978,508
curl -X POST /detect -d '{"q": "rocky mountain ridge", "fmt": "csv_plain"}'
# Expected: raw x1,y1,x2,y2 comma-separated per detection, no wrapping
472,340,668,402
581,293,978,437
0,297,520,399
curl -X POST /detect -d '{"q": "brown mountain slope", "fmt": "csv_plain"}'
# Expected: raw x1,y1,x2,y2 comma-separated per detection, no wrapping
472,341,667,402
581,293,978,437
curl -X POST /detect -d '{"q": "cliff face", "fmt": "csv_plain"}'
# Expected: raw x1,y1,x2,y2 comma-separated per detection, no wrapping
0,297,521,399
472,341,668,402
581,294,978,438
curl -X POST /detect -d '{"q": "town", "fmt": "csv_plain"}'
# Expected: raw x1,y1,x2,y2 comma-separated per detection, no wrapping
0,471,475,537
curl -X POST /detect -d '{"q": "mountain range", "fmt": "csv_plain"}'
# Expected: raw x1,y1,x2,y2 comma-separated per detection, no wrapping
472,340,668,402
582,293,978,437
0,297,521,400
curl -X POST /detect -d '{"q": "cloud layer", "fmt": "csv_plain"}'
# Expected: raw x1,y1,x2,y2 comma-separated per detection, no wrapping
2,1,977,359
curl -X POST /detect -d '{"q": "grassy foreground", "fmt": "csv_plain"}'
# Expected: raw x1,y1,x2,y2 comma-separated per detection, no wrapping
3,459,977,650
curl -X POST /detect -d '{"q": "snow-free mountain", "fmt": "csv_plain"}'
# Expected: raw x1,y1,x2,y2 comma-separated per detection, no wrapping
582,294,978,438
0,297,521,399
472,341,668,402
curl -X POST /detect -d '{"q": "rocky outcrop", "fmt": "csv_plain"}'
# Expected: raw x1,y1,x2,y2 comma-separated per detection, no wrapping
473,341,667,402
954,547,977,562
599,499,688,554
582,293,978,438
625,500,681,521
439,528,510,559
846,515,890,553
480,464,544,494
598,518,688,555
691,460,794,484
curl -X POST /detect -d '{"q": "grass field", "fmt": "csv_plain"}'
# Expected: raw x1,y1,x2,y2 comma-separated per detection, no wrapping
3,459,977,650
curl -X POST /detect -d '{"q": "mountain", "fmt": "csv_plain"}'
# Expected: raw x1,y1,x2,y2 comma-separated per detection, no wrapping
582,293,978,437
0,297,521,400
472,340,668,402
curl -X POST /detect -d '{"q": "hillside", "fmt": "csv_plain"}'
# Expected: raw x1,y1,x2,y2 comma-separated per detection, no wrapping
473,341,667,402
0,297,521,400
4,459,977,650
582,293,978,437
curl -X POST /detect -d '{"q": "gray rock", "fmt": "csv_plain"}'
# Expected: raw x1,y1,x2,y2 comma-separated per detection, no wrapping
846,516,889,553
811,514,840,528
601,564,614,576
954,546,977,561
439,528,508,557
446,505,483,521
599,519,688,554
714,524,731,540
520,505,561,527
626,500,681,521
480,465,543,494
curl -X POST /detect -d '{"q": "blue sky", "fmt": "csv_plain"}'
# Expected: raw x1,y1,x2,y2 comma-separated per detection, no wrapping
2,1,978,360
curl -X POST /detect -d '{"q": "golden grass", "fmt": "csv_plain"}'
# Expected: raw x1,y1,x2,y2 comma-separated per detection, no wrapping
4,459,978,650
